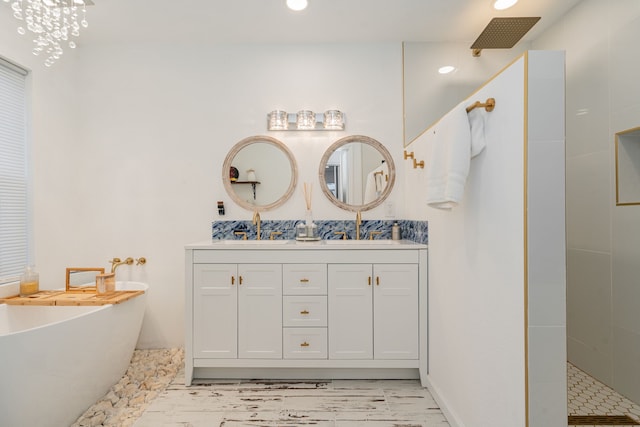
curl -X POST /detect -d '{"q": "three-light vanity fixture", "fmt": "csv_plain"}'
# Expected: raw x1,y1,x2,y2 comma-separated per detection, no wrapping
267,109,345,131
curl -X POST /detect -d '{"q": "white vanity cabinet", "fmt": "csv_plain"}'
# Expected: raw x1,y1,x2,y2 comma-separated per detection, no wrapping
328,263,419,360
185,241,428,386
192,263,282,360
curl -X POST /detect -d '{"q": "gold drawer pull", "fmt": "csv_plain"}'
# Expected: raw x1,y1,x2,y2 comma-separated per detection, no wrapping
239,276,243,285
376,276,380,286
231,276,235,285
300,310,310,315
368,276,372,286
299,278,310,283
300,342,310,347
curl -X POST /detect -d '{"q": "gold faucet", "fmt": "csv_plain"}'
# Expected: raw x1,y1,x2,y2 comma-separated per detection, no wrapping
110,257,134,273
252,210,261,240
269,231,283,240
355,210,362,240
234,231,248,240
369,231,382,240
334,231,347,240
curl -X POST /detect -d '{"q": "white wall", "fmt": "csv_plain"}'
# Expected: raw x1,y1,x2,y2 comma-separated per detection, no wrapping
403,52,566,427
533,0,640,404
403,41,531,146
17,41,403,348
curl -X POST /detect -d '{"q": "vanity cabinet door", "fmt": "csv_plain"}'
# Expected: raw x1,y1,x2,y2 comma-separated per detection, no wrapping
328,264,373,359
373,264,419,359
193,264,238,359
238,264,283,359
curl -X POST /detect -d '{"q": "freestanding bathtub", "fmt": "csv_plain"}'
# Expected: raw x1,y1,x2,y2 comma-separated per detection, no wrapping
0,281,147,427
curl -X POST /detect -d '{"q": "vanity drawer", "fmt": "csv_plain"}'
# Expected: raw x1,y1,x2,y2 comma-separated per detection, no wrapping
283,296,327,327
283,328,328,359
283,264,327,295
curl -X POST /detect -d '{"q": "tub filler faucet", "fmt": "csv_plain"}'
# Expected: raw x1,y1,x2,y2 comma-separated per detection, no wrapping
109,257,146,274
110,257,134,273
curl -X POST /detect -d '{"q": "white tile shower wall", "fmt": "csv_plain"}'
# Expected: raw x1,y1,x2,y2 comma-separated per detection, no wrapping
526,50,567,426
533,0,640,404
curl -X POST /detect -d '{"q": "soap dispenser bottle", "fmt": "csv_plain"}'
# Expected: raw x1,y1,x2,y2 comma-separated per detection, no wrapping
19,265,39,297
391,222,401,240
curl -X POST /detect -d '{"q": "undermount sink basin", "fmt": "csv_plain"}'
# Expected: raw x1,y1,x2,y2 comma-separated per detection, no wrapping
323,239,399,245
217,239,291,245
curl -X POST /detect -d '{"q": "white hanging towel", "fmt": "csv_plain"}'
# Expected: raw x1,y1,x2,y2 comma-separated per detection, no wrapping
426,101,472,209
364,162,388,204
467,107,487,158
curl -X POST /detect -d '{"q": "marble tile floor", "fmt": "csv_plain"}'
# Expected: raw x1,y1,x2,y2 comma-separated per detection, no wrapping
568,363,640,427
133,374,450,427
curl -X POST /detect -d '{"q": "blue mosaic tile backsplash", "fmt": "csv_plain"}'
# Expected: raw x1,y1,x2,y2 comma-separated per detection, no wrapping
212,219,428,244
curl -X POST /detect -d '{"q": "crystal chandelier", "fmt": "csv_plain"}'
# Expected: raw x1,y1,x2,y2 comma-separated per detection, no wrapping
4,0,92,67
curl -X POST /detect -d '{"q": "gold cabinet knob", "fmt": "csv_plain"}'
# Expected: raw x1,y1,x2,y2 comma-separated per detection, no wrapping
300,342,310,347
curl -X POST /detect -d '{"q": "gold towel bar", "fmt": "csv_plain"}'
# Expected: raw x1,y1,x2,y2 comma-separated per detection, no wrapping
466,97,496,113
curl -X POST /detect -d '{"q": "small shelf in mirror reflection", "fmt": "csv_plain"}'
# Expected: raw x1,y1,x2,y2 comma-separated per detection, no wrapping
231,181,260,200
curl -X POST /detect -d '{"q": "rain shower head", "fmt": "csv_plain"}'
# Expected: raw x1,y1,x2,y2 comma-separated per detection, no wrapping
470,17,541,57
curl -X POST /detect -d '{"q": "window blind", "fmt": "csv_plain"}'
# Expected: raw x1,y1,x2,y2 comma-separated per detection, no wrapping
0,58,28,285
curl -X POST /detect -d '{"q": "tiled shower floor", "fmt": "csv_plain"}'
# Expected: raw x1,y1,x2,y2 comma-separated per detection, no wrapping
568,363,640,426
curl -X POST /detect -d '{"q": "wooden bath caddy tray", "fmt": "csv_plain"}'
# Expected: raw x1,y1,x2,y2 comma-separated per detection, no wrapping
0,290,144,306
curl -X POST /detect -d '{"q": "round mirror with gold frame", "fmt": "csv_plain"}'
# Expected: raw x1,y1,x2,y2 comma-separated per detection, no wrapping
318,135,395,212
222,135,298,211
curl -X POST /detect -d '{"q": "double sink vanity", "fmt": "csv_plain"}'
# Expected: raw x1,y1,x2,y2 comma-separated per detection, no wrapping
184,134,428,386
185,238,428,386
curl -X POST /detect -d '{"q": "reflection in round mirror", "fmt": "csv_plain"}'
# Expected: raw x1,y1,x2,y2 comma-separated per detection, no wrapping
318,135,395,212
222,135,298,211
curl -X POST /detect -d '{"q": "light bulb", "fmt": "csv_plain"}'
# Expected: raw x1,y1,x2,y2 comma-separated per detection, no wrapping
493,0,518,10
438,65,456,74
286,0,308,12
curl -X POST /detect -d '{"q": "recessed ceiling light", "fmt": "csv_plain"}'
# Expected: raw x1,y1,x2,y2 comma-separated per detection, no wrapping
287,0,308,11
493,0,518,10
438,65,456,74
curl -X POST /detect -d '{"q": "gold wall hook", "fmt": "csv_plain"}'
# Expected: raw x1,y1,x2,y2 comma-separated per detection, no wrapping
403,150,415,160
413,158,425,169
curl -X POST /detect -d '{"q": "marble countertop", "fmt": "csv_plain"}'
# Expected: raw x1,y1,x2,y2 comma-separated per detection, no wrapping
186,239,427,250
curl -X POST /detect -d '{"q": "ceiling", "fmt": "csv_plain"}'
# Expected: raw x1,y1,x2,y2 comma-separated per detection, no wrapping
80,0,581,46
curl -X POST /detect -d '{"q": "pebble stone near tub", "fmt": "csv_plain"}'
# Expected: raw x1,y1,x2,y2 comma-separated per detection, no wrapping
72,348,184,427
